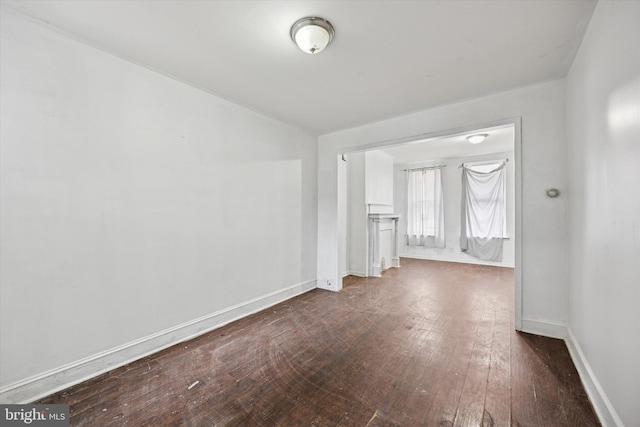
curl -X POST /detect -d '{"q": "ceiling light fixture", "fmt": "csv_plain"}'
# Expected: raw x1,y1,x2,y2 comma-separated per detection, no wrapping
466,134,488,144
290,17,335,54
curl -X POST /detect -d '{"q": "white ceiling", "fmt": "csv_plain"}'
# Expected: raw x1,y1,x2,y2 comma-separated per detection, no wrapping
380,125,514,164
1,0,597,134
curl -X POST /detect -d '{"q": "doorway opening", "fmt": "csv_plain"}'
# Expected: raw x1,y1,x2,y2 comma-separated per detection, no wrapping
336,118,522,329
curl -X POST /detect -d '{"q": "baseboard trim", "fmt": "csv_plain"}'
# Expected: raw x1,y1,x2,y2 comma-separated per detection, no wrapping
519,317,567,339
0,280,317,404
399,253,515,268
565,328,623,427
345,270,367,277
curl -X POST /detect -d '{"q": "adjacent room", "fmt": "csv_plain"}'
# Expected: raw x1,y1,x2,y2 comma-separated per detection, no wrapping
1,1,638,426
338,123,516,280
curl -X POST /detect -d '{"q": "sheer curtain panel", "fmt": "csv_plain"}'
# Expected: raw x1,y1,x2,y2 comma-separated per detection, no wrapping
460,161,507,261
406,168,445,248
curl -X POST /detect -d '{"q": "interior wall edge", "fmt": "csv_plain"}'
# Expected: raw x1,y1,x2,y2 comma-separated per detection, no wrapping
565,327,624,427
0,279,317,404
342,271,367,278
519,317,566,340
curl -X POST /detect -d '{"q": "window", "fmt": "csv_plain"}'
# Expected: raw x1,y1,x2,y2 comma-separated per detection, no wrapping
406,167,445,248
460,161,507,261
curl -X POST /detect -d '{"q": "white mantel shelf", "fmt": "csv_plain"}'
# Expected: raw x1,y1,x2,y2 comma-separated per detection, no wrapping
368,213,401,220
368,214,401,277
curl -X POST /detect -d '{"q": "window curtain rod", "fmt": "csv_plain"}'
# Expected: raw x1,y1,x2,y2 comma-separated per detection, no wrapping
402,165,446,172
459,158,508,169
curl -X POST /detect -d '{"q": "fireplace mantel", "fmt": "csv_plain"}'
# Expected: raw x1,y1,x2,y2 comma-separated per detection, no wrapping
368,213,401,277
368,213,401,220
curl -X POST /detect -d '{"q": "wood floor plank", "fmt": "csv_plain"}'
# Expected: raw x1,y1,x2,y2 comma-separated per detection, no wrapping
453,300,494,427
36,259,600,426
482,305,512,427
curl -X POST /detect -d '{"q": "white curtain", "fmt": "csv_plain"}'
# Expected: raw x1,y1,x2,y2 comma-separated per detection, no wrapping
460,161,507,261
406,168,445,248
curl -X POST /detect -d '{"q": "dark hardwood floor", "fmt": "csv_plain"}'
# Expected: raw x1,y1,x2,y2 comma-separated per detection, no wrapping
38,258,599,426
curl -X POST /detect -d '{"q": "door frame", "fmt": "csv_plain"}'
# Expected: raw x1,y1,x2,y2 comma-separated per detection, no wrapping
332,117,523,331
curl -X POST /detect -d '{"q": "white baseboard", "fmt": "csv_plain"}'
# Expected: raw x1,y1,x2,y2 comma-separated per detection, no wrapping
565,328,623,427
0,280,317,404
399,253,515,268
519,317,567,339
345,270,366,277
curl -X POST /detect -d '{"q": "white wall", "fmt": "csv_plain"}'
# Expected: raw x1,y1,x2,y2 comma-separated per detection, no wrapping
365,151,394,210
0,11,317,399
337,156,348,277
319,80,567,334
395,151,515,267
565,1,640,425
346,153,367,277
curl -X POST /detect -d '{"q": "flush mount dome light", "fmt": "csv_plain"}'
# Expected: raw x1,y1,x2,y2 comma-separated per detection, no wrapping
290,17,334,54
466,133,488,144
